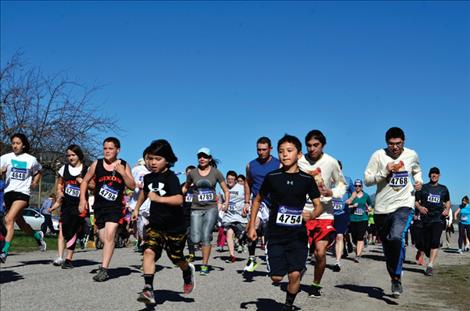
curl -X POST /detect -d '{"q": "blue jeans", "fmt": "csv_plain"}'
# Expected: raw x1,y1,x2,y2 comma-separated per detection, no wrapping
190,207,218,246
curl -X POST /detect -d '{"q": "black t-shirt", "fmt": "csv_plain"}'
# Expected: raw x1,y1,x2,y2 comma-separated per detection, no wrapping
415,183,450,224
143,170,185,233
259,168,320,240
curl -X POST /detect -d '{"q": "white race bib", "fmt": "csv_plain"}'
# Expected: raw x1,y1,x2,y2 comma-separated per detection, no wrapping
389,171,409,190
99,184,118,201
185,193,193,203
276,206,302,227
332,199,343,211
10,167,27,181
65,184,80,197
197,190,214,202
354,208,364,216
427,193,441,204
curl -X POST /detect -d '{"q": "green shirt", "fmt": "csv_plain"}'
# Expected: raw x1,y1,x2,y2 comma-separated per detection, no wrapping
350,192,371,222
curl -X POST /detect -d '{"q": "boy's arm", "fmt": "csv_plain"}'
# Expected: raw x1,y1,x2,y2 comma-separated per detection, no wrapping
79,161,97,212
131,190,146,221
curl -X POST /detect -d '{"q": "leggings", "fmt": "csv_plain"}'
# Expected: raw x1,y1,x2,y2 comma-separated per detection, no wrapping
190,207,218,246
458,223,470,249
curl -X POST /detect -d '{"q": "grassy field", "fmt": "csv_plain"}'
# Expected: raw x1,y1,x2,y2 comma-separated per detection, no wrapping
5,231,59,252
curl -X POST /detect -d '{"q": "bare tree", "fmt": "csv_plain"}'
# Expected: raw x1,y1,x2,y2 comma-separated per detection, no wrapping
1,52,119,172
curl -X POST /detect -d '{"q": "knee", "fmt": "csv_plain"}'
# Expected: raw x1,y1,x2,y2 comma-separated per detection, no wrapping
289,271,301,281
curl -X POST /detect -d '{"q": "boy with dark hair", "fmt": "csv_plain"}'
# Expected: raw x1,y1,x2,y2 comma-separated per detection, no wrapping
248,134,322,310
132,139,195,305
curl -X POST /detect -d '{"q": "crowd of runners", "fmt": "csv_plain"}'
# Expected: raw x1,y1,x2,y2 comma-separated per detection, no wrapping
0,127,469,310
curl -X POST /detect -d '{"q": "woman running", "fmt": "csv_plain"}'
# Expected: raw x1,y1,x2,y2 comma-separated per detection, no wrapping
0,133,45,263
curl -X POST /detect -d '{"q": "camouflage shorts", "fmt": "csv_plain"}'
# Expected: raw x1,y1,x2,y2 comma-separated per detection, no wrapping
143,227,187,264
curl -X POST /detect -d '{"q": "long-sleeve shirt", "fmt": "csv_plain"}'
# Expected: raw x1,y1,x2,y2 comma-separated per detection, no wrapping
364,147,423,214
298,153,347,220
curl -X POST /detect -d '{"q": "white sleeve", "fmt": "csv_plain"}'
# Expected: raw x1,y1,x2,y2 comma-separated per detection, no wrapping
31,157,42,175
58,165,65,177
331,162,347,199
364,151,389,186
411,151,423,184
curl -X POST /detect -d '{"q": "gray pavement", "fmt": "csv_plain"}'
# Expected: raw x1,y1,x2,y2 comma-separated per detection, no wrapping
0,234,468,311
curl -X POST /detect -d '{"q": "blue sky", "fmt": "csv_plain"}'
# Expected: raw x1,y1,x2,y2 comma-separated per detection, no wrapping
1,1,469,202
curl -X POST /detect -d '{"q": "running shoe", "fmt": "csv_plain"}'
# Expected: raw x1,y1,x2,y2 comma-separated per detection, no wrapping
61,260,74,269
309,284,322,298
354,256,360,263
137,287,156,305
457,249,463,254
52,257,64,266
37,231,47,252
237,244,244,253
332,264,341,272
200,265,209,276
281,304,294,311
243,258,258,272
93,267,110,282
183,263,196,294
225,256,237,263
424,266,433,277
79,238,85,250
391,279,402,298
0,251,7,263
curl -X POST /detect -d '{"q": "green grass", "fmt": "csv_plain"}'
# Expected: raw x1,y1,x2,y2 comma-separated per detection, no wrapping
6,231,58,252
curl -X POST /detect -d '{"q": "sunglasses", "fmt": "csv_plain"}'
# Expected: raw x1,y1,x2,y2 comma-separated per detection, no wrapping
198,153,210,159
355,185,362,187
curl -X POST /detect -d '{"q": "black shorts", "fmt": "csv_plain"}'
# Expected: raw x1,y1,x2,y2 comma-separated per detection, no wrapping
94,207,123,230
267,236,308,277
349,221,368,243
4,191,30,209
143,226,187,265
224,222,246,239
367,223,377,236
422,222,443,250
334,214,349,235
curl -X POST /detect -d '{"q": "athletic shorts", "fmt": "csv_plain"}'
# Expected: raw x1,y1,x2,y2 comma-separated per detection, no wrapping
349,221,368,243
367,223,377,236
4,191,30,210
422,222,444,250
306,219,336,246
267,236,308,277
94,206,123,229
143,226,187,265
334,214,349,235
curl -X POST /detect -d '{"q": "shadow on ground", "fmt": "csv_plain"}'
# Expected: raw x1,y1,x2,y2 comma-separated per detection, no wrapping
335,284,399,305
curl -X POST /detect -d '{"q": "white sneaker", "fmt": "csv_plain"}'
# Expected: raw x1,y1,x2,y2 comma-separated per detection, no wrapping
37,231,47,252
52,257,64,266
243,258,258,272
457,249,463,254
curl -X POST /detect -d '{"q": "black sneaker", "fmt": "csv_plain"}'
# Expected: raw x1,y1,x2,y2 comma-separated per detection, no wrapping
425,266,433,276
391,279,402,298
309,284,322,298
332,264,341,272
93,267,110,282
281,303,294,311
61,260,74,269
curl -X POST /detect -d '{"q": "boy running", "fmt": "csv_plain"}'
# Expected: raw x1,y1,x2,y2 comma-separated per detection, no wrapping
248,134,322,311
132,140,195,305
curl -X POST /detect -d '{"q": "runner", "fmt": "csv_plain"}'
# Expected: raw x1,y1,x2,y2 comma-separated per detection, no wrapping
332,161,354,272
247,134,322,311
132,139,195,305
298,129,346,298
454,195,470,254
364,127,423,298
243,137,280,273
0,133,46,263
221,170,247,263
414,167,451,275
79,137,136,281
345,179,372,263
182,165,196,262
51,144,89,268
237,174,246,186
182,147,230,276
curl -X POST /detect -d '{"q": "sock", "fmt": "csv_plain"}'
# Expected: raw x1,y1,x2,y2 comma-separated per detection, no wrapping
285,291,297,306
144,274,154,290
312,282,321,288
34,231,43,241
183,266,192,283
2,241,11,254
335,260,340,266
428,263,433,268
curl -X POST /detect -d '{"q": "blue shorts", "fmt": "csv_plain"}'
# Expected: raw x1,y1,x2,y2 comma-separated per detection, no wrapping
334,214,349,235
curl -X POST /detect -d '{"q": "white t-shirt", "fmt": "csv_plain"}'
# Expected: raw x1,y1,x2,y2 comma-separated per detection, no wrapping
298,153,347,220
223,183,248,224
1,152,42,196
128,164,151,211
58,164,84,177
364,147,422,214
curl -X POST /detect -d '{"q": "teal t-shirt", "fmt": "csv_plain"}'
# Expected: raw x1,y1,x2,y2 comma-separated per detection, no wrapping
350,192,371,222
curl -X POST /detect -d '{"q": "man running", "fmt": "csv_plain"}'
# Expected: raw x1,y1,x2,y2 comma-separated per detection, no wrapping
364,127,423,298
415,167,451,276
243,137,280,272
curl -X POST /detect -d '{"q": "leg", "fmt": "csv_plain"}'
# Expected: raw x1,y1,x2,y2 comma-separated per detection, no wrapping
226,228,235,257
201,207,218,266
313,239,328,285
335,234,344,263
58,223,65,258
100,222,119,268
4,200,29,243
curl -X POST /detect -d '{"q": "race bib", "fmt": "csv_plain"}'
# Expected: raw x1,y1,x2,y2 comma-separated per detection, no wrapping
427,193,441,204
332,199,343,211
389,171,409,190
197,190,214,202
10,167,27,181
99,184,118,201
276,205,302,227
354,208,364,216
65,184,80,197
462,216,468,221
228,203,236,212
185,193,193,203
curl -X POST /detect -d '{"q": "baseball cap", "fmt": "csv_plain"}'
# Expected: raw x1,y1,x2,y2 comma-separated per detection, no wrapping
354,179,363,186
197,147,211,156
429,167,440,175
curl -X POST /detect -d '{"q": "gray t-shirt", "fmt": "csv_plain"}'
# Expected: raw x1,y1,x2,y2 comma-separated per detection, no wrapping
186,167,225,210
